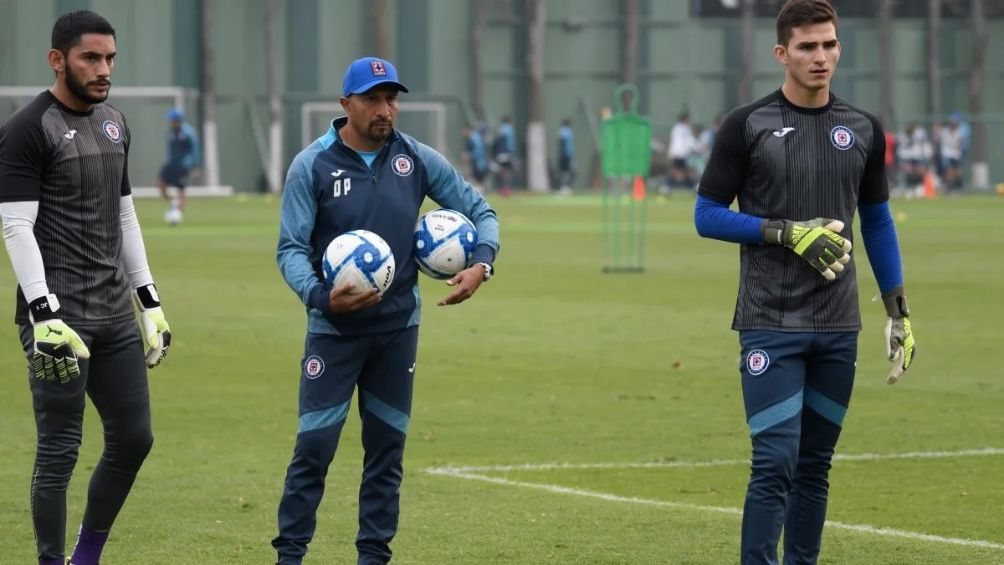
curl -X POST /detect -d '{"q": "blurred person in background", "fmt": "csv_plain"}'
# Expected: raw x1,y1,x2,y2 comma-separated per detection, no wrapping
666,111,697,189
897,123,933,193
461,124,489,193
492,115,518,196
939,114,965,190
881,120,898,189
157,108,201,214
556,117,576,195
952,111,971,161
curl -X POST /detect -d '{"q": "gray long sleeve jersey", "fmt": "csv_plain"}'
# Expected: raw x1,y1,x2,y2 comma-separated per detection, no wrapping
697,90,889,332
0,90,135,326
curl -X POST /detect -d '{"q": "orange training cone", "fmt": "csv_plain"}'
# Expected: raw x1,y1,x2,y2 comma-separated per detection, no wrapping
922,172,937,199
632,176,646,201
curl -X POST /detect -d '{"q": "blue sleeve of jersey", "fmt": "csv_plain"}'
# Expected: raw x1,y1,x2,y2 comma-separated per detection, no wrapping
694,194,765,244
276,151,327,312
415,143,500,264
858,200,903,294
183,123,202,168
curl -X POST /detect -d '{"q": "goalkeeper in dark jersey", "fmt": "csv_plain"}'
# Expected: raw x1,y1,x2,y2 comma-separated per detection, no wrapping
693,1,915,563
0,10,171,565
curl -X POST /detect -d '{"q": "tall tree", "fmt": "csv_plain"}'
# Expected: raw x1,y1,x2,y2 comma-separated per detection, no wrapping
469,0,487,122
264,0,282,193
200,0,220,187
738,0,755,105
525,0,548,192
968,0,989,188
927,0,942,117
877,0,896,127
622,0,640,86
371,0,390,60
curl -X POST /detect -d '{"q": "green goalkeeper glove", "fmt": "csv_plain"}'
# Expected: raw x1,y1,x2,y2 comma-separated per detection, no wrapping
882,287,916,384
133,284,171,368
763,218,852,281
28,294,90,384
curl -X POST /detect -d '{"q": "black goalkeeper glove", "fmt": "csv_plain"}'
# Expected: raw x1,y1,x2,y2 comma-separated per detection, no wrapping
763,218,852,281
28,294,90,384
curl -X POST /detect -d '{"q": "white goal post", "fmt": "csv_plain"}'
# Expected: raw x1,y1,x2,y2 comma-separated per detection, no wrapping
300,101,450,161
0,86,232,197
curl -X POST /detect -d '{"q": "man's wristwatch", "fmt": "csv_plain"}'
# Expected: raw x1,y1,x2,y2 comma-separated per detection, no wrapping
477,262,493,281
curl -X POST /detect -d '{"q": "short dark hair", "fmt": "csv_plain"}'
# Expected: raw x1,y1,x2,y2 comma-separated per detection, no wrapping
776,0,838,47
51,10,116,53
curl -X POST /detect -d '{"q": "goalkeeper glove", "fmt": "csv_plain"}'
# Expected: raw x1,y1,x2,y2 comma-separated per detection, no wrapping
882,287,915,384
28,294,90,384
133,283,171,368
763,218,852,281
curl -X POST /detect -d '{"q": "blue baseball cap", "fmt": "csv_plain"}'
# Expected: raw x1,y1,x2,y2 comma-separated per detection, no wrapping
166,109,184,121
342,57,409,97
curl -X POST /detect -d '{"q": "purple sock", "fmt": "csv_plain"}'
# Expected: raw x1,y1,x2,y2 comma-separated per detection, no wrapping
69,526,110,565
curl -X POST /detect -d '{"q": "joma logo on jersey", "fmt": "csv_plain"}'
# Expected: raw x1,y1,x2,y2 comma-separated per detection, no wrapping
830,126,855,150
331,175,352,198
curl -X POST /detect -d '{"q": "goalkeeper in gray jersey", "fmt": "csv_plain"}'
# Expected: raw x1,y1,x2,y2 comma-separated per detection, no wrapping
0,10,171,565
693,1,915,563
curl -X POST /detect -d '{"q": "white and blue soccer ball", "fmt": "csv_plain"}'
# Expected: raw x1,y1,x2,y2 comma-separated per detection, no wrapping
163,206,183,226
413,209,478,279
322,230,396,295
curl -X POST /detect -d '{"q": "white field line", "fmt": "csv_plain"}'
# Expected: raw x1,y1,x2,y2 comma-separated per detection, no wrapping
426,447,1004,474
423,447,1004,551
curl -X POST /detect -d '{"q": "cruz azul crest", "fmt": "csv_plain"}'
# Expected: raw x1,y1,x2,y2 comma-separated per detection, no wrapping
746,349,770,376
102,120,123,143
304,355,325,379
830,126,854,151
392,154,414,177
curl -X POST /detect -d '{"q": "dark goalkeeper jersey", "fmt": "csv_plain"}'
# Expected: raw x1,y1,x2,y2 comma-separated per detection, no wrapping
698,89,889,332
0,90,134,326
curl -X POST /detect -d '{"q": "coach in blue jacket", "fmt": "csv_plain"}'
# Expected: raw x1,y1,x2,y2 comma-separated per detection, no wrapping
272,56,500,565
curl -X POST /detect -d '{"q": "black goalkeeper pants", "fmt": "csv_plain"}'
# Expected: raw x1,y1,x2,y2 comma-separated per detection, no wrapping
18,320,153,561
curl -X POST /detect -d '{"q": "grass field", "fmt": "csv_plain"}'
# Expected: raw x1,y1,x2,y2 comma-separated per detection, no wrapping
1,192,1003,564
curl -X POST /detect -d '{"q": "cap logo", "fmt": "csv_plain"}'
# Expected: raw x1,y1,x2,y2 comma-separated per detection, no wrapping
304,355,325,379
370,61,387,76
102,120,122,143
830,126,854,150
392,154,414,176
746,349,770,376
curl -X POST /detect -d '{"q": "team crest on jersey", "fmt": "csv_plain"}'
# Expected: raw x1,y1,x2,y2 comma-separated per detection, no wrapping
370,60,387,76
304,355,325,379
746,349,770,376
102,120,123,143
392,154,414,176
830,126,854,150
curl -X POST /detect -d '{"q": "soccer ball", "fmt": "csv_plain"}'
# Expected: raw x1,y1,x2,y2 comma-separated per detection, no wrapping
164,207,183,225
322,230,396,295
413,209,478,279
